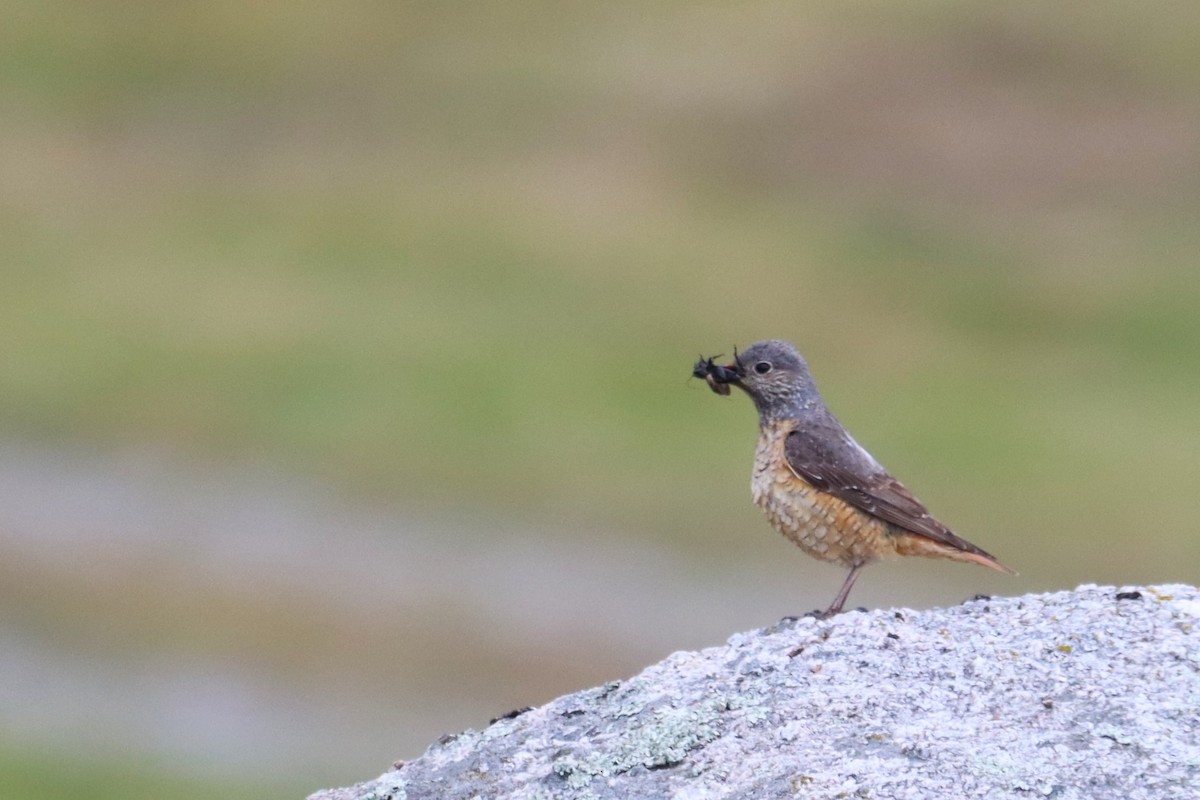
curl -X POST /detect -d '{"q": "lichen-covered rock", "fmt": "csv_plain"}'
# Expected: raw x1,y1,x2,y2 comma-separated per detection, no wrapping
309,584,1200,800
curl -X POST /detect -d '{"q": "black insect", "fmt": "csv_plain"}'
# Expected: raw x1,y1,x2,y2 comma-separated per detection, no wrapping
692,354,720,379
692,352,740,395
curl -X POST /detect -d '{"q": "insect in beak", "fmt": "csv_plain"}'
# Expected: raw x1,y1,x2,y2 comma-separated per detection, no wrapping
693,354,737,395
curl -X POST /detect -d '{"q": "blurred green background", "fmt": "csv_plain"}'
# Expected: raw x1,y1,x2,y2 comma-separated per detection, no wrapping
2,1,1199,797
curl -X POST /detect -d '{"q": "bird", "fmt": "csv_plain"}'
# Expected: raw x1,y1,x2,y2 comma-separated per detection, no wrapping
694,339,1013,616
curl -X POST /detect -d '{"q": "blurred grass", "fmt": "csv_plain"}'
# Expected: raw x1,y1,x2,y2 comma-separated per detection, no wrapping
3,0,1198,613
0,740,302,800
3,0,1200,796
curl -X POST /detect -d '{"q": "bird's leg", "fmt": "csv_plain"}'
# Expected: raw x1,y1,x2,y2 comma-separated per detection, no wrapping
822,563,865,617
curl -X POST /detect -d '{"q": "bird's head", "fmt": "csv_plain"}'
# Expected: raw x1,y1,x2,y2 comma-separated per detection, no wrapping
696,339,821,421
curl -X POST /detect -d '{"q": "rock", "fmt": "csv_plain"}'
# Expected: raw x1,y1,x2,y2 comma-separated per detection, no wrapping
308,584,1200,800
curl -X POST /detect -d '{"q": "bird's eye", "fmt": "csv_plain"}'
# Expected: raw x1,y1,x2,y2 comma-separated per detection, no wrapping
754,361,772,374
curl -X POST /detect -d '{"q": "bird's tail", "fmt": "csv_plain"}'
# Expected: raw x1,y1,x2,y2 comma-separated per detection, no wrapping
956,549,1018,576
895,535,1017,575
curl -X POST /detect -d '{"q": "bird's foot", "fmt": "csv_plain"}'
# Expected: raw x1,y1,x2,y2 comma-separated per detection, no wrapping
804,605,867,620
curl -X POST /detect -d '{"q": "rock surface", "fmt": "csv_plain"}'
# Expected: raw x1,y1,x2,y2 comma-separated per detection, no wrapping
309,584,1200,800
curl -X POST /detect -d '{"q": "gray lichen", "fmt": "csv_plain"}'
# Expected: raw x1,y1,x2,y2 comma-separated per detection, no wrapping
309,584,1200,800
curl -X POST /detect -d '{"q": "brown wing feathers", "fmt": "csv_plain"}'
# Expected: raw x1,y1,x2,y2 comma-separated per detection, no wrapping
783,423,1008,568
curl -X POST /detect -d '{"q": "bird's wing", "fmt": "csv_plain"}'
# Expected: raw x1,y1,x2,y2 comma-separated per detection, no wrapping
783,418,991,557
